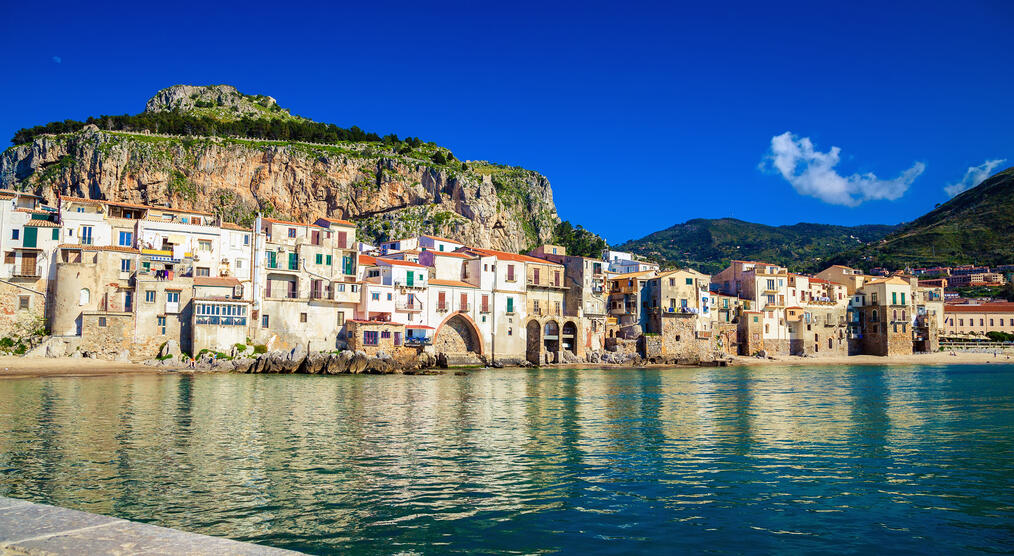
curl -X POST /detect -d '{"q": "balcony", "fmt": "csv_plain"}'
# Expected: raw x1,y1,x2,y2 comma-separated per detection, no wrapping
659,306,697,317
437,303,449,313
396,300,424,312
527,278,566,289
458,302,472,312
11,268,41,279
479,305,490,313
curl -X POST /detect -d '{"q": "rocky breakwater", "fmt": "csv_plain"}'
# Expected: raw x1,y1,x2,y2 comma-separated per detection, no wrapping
147,341,441,375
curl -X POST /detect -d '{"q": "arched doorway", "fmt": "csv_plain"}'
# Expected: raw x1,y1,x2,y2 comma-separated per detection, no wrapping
543,321,560,362
526,320,541,364
562,321,578,354
434,314,482,356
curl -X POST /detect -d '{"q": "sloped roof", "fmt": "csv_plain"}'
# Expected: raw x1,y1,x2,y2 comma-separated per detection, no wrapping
465,247,562,265
194,276,241,287
944,302,1014,313
428,279,477,288
377,257,426,268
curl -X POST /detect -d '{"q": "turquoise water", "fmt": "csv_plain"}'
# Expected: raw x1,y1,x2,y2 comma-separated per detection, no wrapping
1,365,1012,554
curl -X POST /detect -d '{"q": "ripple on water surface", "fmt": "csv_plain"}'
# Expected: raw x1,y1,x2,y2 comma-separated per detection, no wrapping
1,365,1013,554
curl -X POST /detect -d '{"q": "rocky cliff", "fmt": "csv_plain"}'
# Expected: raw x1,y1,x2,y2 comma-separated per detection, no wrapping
0,85,559,251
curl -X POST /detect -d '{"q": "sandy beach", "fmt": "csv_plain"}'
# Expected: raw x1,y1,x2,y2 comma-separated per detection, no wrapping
0,356,166,379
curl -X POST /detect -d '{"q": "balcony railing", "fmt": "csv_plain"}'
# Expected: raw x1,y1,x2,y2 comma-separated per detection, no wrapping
458,302,472,312
397,300,424,312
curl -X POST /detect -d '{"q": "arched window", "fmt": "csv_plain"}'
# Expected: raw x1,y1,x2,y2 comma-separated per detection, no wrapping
893,309,898,321
79,288,90,306
901,310,906,321
872,309,878,322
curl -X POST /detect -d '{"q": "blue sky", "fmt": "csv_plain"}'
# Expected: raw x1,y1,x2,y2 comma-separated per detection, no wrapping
1,1,1012,244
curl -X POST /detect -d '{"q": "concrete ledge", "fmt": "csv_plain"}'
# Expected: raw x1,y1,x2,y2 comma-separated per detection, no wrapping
0,496,300,555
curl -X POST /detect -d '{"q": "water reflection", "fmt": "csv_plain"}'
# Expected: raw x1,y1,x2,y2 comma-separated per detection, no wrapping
1,365,1012,554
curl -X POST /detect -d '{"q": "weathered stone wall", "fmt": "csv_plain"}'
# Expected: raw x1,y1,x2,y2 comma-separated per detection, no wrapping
0,282,45,341
738,313,765,355
80,312,133,357
658,316,714,361
434,315,480,355
346,321,406,357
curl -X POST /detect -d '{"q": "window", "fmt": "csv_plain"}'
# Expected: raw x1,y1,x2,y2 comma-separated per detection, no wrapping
267,251,277,268
198,239,212,251
326,255,332,266
157,316,166,335
766,279,775,290
76,207,84,213
145,290,155,303
51,228,59,240
364,331,378,345
337,312,345,327
387,293,392,301
990,319,994,327
196,267,210,277
300,313,307,323
372,292,381,301
118,231,133,247
959,319,964,326
11,229,18,240
892,292,897,305
288,227,296,238
507,297,514,313
98,317,107,327
262,314,270,328
901,292,906,305
507,264,515,281
316,253,323,265
18,296,29,310
288,252,298,270
80,226,93,245
686,278,693,285
120,259,131,272
669,279,675,287
79,288,90,306
381,330,391,339
167,291,180,303
243,234,250,246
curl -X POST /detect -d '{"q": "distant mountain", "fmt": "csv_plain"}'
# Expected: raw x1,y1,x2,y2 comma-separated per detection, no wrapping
617,218,898,274
832,166,1014,269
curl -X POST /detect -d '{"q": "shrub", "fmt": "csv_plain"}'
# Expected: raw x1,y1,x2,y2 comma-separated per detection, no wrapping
253,344,267,354
234,343,247,352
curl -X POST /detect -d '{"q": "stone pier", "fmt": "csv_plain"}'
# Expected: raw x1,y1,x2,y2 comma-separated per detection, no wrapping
0,497,298,555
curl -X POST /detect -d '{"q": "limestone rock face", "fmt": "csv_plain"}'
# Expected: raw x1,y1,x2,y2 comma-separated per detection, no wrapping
1,84,560,252
145,85,288,120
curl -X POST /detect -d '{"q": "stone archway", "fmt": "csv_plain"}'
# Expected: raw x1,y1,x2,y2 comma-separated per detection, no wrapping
543,320,560,363
526,320,541,364
562,321,578,354
434,314,482,357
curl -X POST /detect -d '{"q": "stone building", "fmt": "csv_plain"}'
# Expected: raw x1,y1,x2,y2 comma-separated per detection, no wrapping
531,245,608,354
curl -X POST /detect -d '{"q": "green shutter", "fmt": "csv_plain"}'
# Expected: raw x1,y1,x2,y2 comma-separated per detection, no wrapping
326,255,332,266
23,227,37,248
406,272,414,287
507,297,514,313
289,252,298,270
315,253,323,265
52,228,59,240
267,251,276,268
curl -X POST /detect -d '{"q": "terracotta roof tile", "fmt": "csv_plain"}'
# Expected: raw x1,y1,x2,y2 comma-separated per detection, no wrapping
428,279,477,288
194,276,241,287
377,257,426,268
464,247,563,265
58,243,140,253
944,303,1014,313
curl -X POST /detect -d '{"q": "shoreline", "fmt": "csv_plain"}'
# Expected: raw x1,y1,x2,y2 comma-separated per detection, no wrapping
1,350,1012,379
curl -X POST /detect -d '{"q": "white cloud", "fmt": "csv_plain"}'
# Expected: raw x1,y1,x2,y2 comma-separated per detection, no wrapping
762,131,925,207
943,159,1006,197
